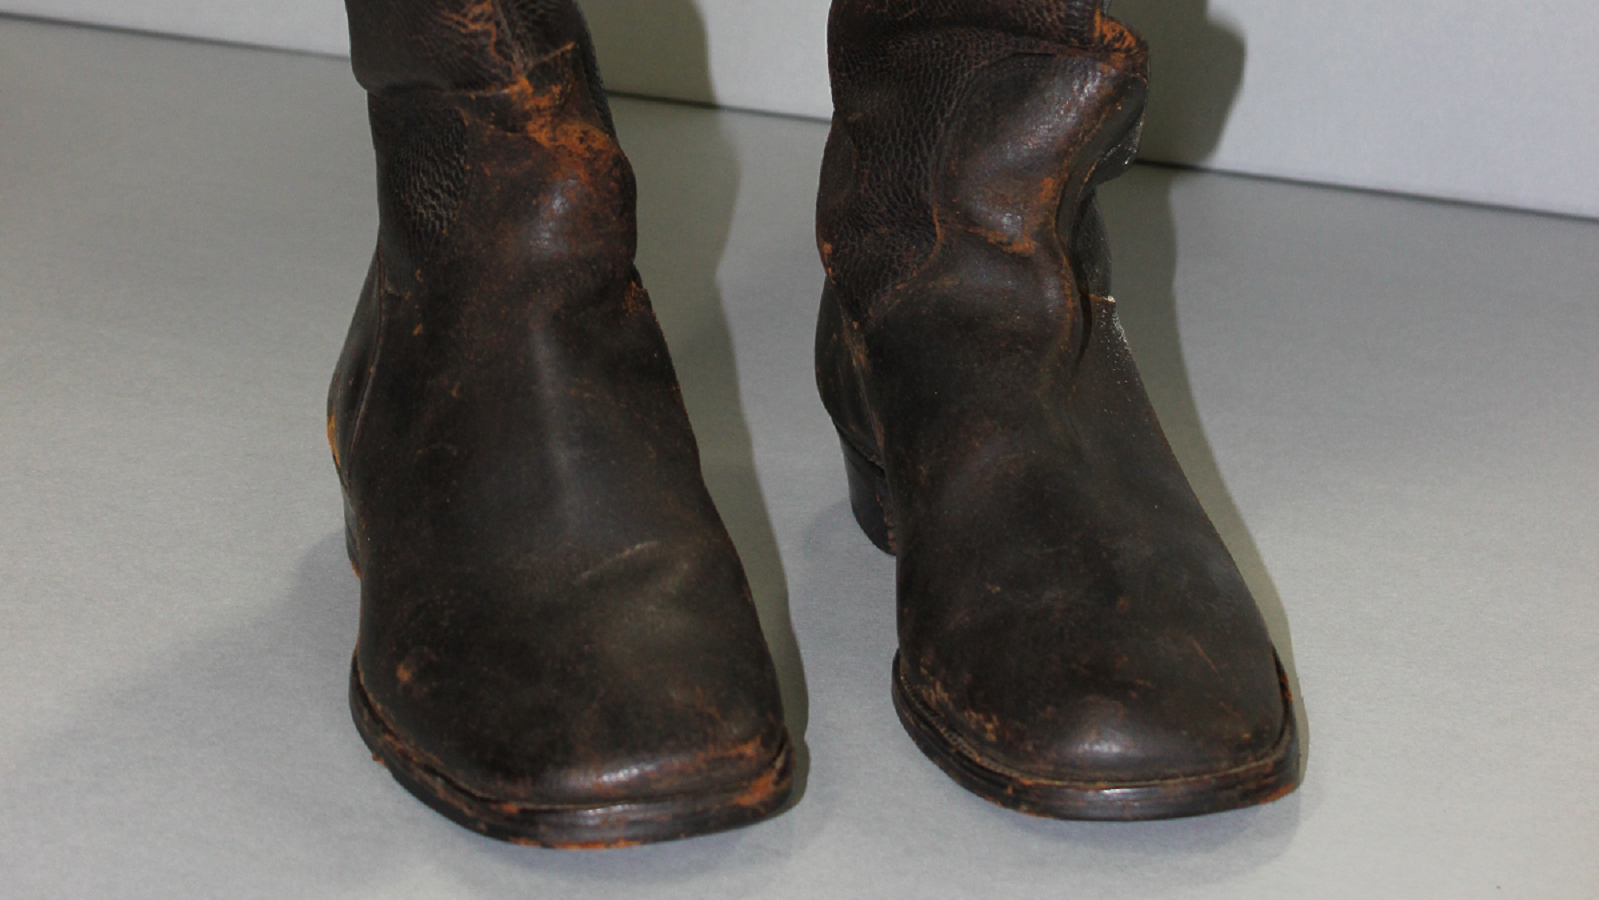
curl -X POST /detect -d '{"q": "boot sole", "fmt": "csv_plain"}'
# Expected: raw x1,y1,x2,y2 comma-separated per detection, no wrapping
891,650,1300,820
841,432,1301,819
348,655,795,848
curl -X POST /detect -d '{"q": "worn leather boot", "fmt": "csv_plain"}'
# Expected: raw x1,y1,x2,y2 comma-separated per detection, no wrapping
329,0,792,846
816,0,1299,819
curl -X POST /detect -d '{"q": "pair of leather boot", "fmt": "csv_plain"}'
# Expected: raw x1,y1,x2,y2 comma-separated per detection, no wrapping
328,0,1299,847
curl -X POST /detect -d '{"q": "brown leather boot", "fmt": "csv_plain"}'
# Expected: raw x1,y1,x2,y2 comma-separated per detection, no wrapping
816,0,1299,819
329,0,792,846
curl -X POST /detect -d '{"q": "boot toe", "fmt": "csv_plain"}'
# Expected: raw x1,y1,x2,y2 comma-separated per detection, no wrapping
894,635,1298,819
350,543,793,845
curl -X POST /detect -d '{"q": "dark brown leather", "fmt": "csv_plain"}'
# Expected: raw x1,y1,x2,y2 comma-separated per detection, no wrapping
329,0,791,846
816,0,1299,818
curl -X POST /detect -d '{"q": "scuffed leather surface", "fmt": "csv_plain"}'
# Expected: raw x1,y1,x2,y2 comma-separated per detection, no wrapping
330,4,785,808
817,2,1288,783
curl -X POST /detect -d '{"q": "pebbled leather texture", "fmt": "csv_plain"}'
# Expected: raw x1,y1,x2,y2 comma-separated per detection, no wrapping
330,0,791,847
816,0,1299,818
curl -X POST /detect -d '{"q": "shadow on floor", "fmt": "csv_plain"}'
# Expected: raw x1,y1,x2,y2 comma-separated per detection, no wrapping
1105,0,1311,776
0,535,809,897
593,0,813,810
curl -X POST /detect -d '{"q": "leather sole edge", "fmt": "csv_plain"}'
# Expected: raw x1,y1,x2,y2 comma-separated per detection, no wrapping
347,655,795,848
890,650,1301,820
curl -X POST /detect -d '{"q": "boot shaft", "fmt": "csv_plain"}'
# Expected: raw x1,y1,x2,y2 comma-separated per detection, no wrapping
331,0,647,499
830,0,1104,55
818,0,1147,313
345,0,614,131
340,0,630,297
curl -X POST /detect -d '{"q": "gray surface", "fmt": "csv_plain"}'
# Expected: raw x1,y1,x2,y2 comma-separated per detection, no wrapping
1,17,1596,899
8,0,1599,217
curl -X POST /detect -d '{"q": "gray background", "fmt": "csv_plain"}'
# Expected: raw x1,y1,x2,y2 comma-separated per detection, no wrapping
1,0,1597,217
2,13,1597,900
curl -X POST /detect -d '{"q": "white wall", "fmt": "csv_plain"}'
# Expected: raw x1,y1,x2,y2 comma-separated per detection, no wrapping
6,0,1596,218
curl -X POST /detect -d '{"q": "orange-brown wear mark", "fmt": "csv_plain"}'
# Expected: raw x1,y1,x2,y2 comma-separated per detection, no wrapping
1258,780,1299,805
962,173,1064,257
819,240,839,279
915,674,957,725
438,0,503,54
1092,10,1143,58
532,838,643,850
498,60,618,191
621,282,652,318
327,413,341,468
720,733,777,764
965,708,1004,744
500,71,571,125
731,762,787,809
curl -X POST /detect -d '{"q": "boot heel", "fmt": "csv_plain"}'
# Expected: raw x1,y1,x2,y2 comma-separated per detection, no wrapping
839,433,897,555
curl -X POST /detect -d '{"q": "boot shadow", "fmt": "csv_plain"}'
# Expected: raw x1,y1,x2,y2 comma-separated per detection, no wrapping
0,535,807,892
1104,0,1310,778
1112,0,1246,167
587,0,813,810
580,0,718,106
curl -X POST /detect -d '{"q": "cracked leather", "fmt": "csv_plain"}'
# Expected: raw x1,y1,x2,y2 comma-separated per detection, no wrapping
329,0,789,843
816,0,1298,805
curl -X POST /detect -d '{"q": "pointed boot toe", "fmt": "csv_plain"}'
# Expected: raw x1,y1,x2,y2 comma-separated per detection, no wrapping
891,649,1296,819
871,399,1298,818
816,1,1300,819
347,539,792,846
330,0,790,846
888,537,1298,819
